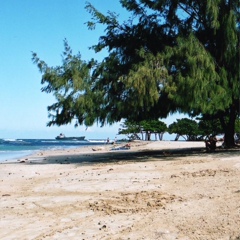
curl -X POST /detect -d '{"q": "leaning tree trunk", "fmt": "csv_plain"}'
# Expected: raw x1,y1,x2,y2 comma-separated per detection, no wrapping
159,132,164,141
220,106,236,147
175,134,180,141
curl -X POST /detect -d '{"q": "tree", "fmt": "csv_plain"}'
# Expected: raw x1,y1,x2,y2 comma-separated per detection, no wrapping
140,120,167,140
198,116,240,141
86,0,240,146
118,119,167,140
168,118,200,141
198,117,224,139
32,40,107,127
118,120,142,140
33,1,239,147
84,1,177,123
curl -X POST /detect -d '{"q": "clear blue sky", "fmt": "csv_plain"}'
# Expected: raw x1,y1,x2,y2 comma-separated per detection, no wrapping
0,0,185,140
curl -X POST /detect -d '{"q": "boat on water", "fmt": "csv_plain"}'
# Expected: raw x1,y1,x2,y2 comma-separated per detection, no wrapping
55,133,85,141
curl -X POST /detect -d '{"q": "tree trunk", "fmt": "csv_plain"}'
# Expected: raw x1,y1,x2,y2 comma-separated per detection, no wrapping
145,132,151,141
220,106,236,147
224,119,236,147
148,132,151,141
175,134,180,141
159,132,164,141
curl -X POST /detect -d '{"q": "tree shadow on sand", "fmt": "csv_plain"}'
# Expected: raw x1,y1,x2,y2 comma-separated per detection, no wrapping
23,145,240,166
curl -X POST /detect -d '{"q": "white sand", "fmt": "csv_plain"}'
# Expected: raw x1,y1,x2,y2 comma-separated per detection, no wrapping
0,141,240,239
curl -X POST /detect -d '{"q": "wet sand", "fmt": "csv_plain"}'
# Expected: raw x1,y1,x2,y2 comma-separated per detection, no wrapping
0,141,240,239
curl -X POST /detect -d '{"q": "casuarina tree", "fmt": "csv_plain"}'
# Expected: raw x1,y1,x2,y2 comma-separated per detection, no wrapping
33,0,240,147
85,0,240,146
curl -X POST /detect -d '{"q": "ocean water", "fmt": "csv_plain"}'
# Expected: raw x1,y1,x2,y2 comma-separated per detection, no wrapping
0,138,108,162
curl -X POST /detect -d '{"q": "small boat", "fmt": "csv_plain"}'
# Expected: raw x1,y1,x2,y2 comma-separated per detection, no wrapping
55,133,85,141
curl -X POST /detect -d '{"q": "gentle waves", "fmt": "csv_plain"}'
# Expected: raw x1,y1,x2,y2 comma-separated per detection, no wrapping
0,138,108,162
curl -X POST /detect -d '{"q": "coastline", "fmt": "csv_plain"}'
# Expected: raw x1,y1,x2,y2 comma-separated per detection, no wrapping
0,150,35,163
1,141,240,239
4,140,209,165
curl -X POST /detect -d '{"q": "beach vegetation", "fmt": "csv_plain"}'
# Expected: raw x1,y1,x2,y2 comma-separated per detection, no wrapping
32,0,240,147
140,120,168,141
118,120,142,140
197,117,225,139
118,119,167,141
168,118,200,141
119,117,236,142
168,117,227,141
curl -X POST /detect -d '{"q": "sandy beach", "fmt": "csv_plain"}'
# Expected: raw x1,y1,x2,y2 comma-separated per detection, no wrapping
1,141,240,240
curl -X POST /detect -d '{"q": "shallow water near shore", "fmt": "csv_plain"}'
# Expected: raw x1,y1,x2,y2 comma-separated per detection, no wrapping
0,138,108,162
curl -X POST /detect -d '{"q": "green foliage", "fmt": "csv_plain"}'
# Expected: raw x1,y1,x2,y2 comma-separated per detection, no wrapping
168,118,200,141
85,1,178,122
85,0,239,144
119,119,167,140
198,118,223,138
198,116,240,139
235,118,240,134
32,40,105,127
33,0,239,146
118,120,141,135
120,117,239,141
140,119,167,133
165,34,231,114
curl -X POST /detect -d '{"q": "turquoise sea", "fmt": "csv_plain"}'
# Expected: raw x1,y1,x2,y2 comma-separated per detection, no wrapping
0,138,108,163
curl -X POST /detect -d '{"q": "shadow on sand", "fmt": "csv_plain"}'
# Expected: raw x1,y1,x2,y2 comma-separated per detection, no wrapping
22,145,240,166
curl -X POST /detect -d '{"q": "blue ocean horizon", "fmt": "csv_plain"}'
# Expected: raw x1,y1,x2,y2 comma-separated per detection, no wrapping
0,138,110,163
